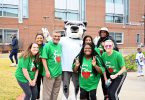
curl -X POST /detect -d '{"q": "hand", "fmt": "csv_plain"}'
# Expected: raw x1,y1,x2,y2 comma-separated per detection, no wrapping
46,71,51,79
92,56,96,67
110,74,118,79
75,58,80,67
30,80,36,86
105,79,111,88
29,80,34,86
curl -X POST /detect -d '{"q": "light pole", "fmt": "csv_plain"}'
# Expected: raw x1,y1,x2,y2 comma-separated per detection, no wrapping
43,16,49,28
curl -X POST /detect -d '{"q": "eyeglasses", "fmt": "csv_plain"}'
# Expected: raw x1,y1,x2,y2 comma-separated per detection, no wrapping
105,45,112,48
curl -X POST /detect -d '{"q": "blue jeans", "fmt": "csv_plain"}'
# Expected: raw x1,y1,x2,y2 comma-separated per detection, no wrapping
17,80,38,100
9,49,18,64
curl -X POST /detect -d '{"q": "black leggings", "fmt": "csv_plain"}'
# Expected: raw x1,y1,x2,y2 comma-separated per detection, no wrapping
36,74,43,99
101,71,110,99
80,88,97,100
108,74,126,100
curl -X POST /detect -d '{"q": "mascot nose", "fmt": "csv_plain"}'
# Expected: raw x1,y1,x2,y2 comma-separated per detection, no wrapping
71,26,79,31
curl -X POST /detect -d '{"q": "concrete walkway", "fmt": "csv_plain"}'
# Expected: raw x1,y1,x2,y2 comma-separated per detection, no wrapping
16,72,145,100
1,53,145,100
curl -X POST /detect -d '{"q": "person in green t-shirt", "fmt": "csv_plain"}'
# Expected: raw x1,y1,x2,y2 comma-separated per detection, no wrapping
102,40,127,100
41,31,62,100
95,27,119,100
15,43,40,100
35,33,45,99
73,43,104,100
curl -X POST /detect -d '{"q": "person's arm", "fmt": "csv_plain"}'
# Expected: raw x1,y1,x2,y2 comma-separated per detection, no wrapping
73,58,80,73
42,58,51,78
31,69,39,86
22,68,33,85
110,53,126,79
11,39,16,46
110,66,126,79
92,56,102,74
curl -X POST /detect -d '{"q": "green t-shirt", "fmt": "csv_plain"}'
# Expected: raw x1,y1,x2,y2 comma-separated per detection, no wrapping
15,56,37,83
97,44,104,55
95,47,101,57
38,45,44,75
102,50,126,75
41,41,62,78
73,57,104,91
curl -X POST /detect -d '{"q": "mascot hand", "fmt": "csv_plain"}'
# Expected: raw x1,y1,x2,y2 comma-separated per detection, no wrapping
41,28,52,41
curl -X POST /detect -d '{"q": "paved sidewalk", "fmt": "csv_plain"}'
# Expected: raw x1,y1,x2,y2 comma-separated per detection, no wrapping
16,72,145,100
1,53,145,100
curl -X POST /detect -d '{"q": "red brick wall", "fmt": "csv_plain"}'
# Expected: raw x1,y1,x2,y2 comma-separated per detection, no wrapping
0,0,144,51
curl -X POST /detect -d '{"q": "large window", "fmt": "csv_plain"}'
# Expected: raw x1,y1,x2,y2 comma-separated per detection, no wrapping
109,32,123,44
0,0,28,18
3,4,18,17
55,0,86,21
105,0,129,23
0,29,18,44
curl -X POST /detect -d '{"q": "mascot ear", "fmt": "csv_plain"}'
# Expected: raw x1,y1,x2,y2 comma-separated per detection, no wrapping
83,22,87,27
64,21,68,24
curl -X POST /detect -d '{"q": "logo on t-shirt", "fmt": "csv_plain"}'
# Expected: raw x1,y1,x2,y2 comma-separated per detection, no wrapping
54,50,61,63
81,64,91,79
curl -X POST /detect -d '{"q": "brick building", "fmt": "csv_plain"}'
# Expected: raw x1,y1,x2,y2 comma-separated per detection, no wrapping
0,0,145,52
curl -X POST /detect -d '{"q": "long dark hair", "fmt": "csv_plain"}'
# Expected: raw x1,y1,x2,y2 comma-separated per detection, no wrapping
82,35,95,48
19,43,40,64
74,43,101,75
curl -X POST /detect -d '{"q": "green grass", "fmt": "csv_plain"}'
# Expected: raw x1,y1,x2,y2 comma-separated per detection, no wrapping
0,58,23,100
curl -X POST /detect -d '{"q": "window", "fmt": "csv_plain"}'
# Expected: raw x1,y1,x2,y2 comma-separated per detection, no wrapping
136,34,141,44
0,0,28,18
109,32,123,44
3,4,18,17
0,29,18,44
55,0,86,21
105,0,129,23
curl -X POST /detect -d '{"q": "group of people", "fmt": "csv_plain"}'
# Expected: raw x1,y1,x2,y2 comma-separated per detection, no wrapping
14,27,127,100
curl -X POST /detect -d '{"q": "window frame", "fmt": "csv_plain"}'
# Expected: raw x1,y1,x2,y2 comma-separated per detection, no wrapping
0,28,19,45
105,0,129,24
55,0,86,21
109,32,124,44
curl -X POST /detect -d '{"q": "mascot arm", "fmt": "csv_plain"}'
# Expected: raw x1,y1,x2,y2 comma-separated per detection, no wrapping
41,28,52,41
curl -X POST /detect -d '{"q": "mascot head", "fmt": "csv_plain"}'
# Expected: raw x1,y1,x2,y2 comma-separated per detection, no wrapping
64,21,87,39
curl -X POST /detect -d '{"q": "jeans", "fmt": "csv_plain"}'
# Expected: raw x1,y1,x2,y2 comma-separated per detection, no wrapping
17,80,38,100
9,49,18,64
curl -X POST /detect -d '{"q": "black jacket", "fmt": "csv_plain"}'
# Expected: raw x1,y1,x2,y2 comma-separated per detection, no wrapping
96,36,119,51
11,37,19,50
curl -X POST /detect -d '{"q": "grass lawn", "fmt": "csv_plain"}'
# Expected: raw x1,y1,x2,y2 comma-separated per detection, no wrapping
0,58,23,100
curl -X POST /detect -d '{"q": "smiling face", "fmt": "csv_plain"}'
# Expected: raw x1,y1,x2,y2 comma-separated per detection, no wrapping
84,44,92,56
104,40,114,53
35,34,44,45
31,43,39,55
85,37,92,44
52,32,61,44
100,30,108,38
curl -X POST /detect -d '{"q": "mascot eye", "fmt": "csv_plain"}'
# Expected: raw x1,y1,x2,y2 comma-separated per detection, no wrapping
66,23,70,26
79,24,83,26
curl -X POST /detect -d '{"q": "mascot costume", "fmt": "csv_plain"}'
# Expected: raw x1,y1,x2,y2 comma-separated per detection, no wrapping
43,21,87,100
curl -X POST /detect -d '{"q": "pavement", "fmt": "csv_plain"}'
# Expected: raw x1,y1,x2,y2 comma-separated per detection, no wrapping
1,53,145,100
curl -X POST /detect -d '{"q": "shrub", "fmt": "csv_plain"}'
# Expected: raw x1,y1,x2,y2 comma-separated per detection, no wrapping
124,53,137,72
124,52,145,72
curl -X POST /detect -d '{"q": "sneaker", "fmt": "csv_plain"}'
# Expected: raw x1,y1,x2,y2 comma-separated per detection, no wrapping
10,63,16,67
137,74,141,77
141,73,144,76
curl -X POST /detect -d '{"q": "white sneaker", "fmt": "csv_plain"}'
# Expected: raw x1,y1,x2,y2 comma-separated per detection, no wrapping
10,63,16,67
